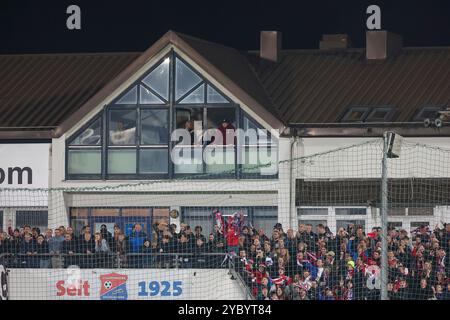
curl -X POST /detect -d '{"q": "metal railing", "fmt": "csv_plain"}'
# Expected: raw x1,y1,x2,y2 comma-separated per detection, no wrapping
0,252,231,269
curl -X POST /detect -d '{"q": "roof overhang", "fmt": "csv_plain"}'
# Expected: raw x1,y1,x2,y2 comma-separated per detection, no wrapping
0,129,53,140
288,125,450,137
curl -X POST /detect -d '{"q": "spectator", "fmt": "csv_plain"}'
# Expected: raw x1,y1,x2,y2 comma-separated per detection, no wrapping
48,228,65,268
61,233,77,268
20,233,37,268
78,225,94,268
36,234,50,268
129,224,147,267
114,231,129,268
94,232,110,268
141,239,154,268
226,223,239,255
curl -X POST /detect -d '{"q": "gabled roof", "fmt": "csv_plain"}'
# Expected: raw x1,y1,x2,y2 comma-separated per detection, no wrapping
55,31,284,137
1,30,449,139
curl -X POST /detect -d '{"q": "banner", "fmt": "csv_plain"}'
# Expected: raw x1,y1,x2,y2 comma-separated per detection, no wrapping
0,265,8,300
8,268,245,300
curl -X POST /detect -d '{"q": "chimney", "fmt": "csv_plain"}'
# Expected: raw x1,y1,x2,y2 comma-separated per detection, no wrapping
260,31,282,63
366,30,403,60
319,34,351,50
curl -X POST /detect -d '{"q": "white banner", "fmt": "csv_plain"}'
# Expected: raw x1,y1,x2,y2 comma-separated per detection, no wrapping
0,144,50,207
8,268,245,300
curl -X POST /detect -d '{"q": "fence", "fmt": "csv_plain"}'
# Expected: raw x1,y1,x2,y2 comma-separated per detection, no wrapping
1,133,450,300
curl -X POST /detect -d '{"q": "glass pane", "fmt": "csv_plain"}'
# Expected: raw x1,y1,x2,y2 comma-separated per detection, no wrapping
70,117,102,145
253,218,278,237
141,109,169,145
240,146,277,175
336,220,366,231
15,211,48,229
180,84,204,104
122,208,151,217
299,220,327,230
140,85,164,104
204,145,235,174
408,207,433,216
68,149,101,174
335,208,367,215
388,222,402,230
207,85,228,103
142,59,170,100
175,108,203,130
207,108,236,132
411,222,430,229
108,149,136,174
173,146,203,174
139,149,168,174
116,86,137,104
298,208,328,216
109,109,137,145
175,58,202,100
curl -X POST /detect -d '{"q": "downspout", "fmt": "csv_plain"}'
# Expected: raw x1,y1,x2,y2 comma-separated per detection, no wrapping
289,135,300,229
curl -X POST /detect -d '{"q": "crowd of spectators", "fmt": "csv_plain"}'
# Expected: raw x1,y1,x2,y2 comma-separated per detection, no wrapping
1,216,450,300
0,219,227,269
235,222,450,300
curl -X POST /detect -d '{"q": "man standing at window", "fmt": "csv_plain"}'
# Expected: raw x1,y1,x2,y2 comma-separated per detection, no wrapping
216,119,235,145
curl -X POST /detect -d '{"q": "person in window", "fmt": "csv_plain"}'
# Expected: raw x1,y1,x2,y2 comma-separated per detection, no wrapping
211,119,235,145
36,234,50,268
94,232,110,268
61,233,77,268
184,120,195,145
78,225,94,268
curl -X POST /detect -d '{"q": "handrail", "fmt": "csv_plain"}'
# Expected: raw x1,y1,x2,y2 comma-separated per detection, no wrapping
228,256,255,300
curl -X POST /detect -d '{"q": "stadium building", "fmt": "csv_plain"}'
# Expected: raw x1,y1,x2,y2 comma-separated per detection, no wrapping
1,30,450,237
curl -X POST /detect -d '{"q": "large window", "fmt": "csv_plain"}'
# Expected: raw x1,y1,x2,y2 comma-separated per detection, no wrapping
16,210,48,231
182,206,277,237
66,52,278,180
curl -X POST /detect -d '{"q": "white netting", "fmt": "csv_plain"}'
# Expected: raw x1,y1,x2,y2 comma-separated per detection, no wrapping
1,137,449,300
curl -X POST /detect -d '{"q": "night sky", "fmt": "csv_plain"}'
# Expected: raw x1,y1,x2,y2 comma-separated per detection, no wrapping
1,0,449,54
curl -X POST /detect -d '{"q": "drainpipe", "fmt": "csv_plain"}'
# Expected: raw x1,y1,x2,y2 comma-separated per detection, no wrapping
288,135,299,229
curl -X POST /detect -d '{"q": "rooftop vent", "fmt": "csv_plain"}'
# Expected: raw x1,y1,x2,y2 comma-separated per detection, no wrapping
319,34,351,50
260,31,282,63
366,30,403,60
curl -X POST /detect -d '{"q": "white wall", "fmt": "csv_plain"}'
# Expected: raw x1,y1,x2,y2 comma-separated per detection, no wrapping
8,268,246,300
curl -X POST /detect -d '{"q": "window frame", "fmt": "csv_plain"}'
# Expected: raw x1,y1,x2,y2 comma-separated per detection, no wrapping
65,51,277,181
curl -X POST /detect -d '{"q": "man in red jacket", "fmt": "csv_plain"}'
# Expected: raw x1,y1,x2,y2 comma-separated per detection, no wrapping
226,223,239,255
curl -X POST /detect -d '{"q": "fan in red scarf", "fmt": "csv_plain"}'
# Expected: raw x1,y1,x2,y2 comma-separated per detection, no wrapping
213,209,225,235
271,267,292,287
252,263,269,285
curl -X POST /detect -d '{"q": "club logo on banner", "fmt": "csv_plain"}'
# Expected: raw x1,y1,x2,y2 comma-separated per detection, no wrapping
100,272,128,300
0,265,8,300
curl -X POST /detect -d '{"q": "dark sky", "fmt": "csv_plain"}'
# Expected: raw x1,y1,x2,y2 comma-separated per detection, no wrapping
1,0,449,54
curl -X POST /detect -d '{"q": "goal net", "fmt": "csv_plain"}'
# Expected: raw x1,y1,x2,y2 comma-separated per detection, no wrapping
0,136,449,300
